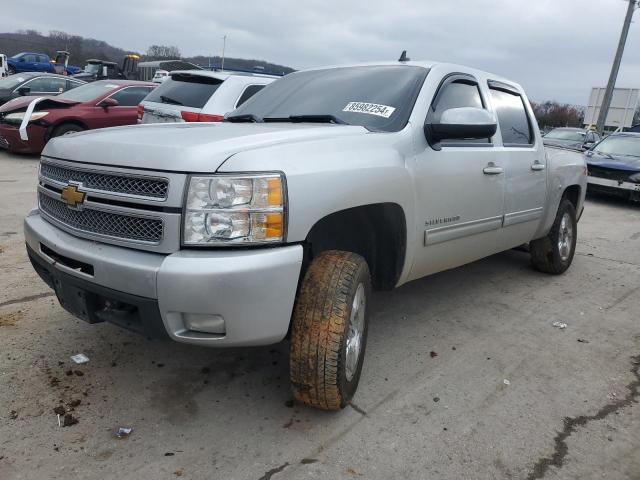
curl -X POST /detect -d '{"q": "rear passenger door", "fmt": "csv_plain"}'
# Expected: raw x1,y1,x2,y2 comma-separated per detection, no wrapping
487,81,546,248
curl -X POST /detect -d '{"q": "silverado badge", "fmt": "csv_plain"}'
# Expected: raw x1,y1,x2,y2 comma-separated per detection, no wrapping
61,184,86,208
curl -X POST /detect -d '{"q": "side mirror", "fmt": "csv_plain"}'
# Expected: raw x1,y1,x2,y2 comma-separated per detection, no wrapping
425,107,497,148
17,86,30,96
582,142,595,151
98,97,119,109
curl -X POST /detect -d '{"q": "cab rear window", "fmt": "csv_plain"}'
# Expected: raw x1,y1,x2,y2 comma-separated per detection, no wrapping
144,74,223,109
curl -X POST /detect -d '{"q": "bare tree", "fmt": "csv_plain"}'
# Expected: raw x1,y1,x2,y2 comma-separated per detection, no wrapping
531,101,585,130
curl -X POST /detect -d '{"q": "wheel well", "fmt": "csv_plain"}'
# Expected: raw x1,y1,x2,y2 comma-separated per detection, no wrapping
46,120,87,142
563,185,581,210
305,203,406,290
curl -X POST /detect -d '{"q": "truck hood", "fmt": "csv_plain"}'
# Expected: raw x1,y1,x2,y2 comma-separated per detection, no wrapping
43,122,370,172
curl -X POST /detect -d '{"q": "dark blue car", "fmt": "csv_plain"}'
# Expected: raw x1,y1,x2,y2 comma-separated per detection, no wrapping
586,132,640,201
7,52,55,75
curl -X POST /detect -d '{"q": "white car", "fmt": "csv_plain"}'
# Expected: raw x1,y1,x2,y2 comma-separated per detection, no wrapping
151,69,169,83
139,70,278,123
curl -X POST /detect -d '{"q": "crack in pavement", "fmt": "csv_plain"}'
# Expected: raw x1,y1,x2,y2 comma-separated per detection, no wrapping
526,354,640,480
0,292,55,308
257,462,289,480
575,252,640,267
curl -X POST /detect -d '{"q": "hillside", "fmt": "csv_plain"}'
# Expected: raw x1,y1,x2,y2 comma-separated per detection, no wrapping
0,31,294,75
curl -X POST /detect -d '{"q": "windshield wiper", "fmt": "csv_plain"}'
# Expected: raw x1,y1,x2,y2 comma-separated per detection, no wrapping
159,95,183,106
225,113,263,123
263,114,349,125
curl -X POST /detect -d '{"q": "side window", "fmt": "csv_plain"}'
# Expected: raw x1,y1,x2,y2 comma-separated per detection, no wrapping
110,87,154,107
38,55,50,64
488,87,534,146
24,77,66,93
24,54,37,63
429,77,489,144
236,85,265,107
66,79,84,91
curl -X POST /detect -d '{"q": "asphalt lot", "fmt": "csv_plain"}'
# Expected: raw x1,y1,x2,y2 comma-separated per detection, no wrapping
0,149,639,480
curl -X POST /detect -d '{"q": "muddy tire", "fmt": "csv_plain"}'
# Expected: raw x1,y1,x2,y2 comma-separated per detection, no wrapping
290,250,371,410
52,123,84,138
530,198,577,274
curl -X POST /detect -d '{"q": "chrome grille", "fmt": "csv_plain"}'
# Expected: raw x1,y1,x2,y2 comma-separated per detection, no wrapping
39,192,163,243
40,163,168,199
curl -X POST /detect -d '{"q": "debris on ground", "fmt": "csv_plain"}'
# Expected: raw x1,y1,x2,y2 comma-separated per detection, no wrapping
433,397,440,403
74,370,84,377
9,410,18,419
65,370,73,376
62,414,78,427
430,351,438,358
116,427,133,438
346,467,362,476
300,458,318,464
165,452,175,457
53,406,65,415
49,377,60,387
70,354,89,364
68,399,81,408
503,379,511,386
552,322,568,329
577,338,590,343
174,469,184,477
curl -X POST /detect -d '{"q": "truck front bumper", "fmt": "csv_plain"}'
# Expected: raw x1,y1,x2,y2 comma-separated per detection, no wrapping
25,212,303,346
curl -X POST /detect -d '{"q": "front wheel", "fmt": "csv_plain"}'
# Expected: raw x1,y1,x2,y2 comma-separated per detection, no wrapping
530,198,577,274
290,250,371,410
51,123,84,138
7,66,16,76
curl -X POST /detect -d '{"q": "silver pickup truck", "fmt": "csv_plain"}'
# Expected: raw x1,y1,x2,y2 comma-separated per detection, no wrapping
25,60,587,410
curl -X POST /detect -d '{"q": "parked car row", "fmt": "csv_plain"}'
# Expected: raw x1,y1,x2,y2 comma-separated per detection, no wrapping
0,80,155,153
0,68,277,153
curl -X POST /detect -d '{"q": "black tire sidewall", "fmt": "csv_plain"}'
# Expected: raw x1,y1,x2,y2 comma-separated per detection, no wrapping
52,124,83,138
549,199,577,272
337,260,371,407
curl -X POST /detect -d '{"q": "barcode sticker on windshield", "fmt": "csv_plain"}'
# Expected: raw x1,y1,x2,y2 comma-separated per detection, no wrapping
343,102,396,118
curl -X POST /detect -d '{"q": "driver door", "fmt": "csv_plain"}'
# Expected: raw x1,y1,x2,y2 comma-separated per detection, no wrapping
410,73,505,279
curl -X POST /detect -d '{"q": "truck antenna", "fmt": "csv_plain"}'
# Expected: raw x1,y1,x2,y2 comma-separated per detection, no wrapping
398,50,410,62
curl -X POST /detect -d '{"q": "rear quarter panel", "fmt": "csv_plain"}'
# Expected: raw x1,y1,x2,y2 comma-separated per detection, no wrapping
535,146,587,239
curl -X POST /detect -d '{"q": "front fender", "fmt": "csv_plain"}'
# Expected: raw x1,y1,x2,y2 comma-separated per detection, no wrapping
217,131,417,279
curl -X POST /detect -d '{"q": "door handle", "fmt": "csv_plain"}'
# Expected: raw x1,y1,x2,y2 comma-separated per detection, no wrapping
483,163,504,175
531,162,546,171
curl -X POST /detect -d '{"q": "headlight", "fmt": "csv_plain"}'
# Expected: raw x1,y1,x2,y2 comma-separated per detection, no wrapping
183,173,286,245
4,111,49,125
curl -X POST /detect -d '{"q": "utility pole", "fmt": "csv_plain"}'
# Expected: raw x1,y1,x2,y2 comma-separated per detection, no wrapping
221,35,227,71
596,0,638,135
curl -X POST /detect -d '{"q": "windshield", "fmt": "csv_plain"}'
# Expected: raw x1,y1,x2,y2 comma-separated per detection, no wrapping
544,129,585,142
229,65,428,132
84,63,101,74
57,81,118,102
0,74,30,90
594,135,640,158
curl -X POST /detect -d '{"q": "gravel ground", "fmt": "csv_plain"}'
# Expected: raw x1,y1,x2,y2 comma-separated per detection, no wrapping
0,150,639,480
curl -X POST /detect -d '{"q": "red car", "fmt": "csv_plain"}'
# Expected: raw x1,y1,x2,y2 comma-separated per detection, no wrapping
0,80,156,154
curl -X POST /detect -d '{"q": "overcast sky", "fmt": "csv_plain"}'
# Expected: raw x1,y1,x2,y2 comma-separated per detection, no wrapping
2,0,640,105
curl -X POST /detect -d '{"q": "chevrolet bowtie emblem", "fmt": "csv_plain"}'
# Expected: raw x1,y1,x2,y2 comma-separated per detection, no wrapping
61,184,86,208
